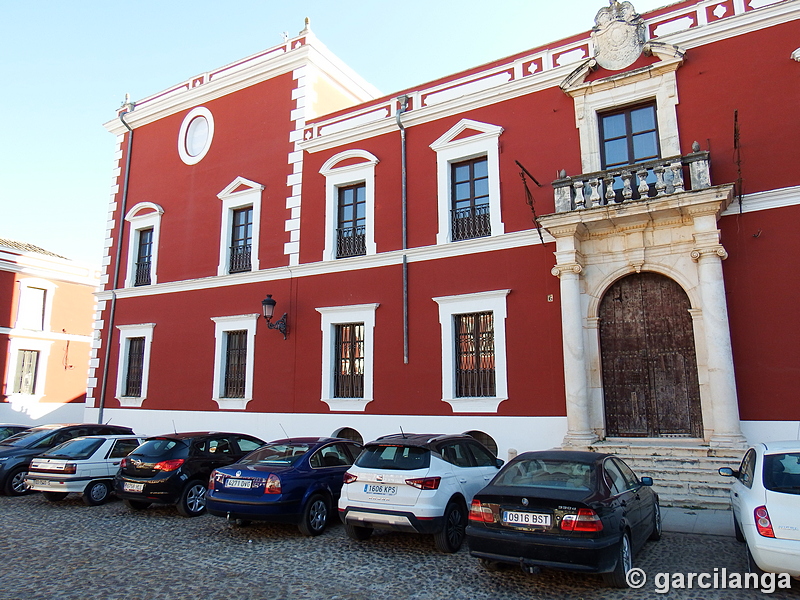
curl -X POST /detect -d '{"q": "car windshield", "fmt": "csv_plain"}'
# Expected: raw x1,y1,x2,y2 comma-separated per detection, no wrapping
134,438,185,456
41,437,104,460
238,443,311,466
0,427,56,447
355,445,430,470
494,458,595,491
763,452,800,495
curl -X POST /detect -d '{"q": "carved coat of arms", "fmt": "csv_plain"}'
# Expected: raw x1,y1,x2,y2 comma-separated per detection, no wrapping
592,1,646,70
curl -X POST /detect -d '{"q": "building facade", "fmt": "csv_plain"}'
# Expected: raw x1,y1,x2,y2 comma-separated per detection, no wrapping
88,0,800,468
1,239,97,424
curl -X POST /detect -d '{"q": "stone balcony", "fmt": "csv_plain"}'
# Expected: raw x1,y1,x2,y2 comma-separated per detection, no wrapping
552,144,712,213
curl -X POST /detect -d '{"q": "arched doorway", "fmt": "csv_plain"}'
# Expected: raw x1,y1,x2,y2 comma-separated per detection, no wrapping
599,272,703,438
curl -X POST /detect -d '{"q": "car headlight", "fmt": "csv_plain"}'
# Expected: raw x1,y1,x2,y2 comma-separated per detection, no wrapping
0,457,8,462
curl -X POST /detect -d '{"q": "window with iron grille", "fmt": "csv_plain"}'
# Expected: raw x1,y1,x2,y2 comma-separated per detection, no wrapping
124,337,145,397
229,207,253,273
451,157,490,241
134,228,153,286
334,323,364,398
336,184,366,258
13,350,39,394
224,330,247,398
454,312,495,397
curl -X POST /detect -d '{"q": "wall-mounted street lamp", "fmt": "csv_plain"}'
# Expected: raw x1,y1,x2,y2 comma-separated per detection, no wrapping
261,294,288,339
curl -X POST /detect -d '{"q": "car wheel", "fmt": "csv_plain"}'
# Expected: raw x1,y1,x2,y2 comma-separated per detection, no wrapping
649,500,662,541
434,500,467,553
298,494,330,536
176,481,207,517
479,558,503,572
123,498,151,511
733,514,745,543
82,480,110,506
746,544,766,575
603,532,632,588
4,467,31,496
344,522,373,541
42,491,69,502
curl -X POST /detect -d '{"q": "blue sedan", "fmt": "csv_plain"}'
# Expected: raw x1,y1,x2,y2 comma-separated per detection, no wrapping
206,437,362,536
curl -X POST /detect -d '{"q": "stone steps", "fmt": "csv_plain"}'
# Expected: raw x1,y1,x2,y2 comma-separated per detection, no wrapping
588,440,745,510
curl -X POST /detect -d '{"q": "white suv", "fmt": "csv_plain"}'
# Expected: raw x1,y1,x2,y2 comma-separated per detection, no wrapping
338,433,502,552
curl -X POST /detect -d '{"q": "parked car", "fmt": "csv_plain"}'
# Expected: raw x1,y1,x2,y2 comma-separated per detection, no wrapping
25,434,145,505
719,441,800,578
207,437,362,535
0,423,135,496
465,450,660,588
114,432,266,517
338,433,503,552
0,425,29,443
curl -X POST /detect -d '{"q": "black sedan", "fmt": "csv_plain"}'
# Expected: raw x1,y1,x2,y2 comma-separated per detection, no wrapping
466,450,660,588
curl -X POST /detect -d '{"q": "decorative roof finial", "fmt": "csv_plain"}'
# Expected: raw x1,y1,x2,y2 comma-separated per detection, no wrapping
300,17,311,35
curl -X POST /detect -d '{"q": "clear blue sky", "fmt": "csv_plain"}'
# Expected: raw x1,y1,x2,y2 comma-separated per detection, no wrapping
0,0,668,266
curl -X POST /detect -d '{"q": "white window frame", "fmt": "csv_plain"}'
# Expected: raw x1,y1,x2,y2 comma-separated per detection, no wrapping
4,338,52,401
15,278,56,332
430,119,504,245
217,177,264,276
320,150,379,262
178,106,215,166
211,314,258,410
124,202,163,287
316,303,379,412
433,289,510,413
568,62,682,174
115,323,155,408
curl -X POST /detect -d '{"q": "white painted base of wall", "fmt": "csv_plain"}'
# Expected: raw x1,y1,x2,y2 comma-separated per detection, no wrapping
741,420,800,444
0,402,86,427
82,407,568,464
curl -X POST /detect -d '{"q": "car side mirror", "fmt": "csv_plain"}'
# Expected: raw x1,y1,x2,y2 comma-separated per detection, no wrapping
640,476,653,486
495,458,504,469
718,467,737,478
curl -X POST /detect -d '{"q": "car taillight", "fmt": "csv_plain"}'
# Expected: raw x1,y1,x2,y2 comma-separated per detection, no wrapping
469,499,494,523
343,472,358,484
754,506,775,537
405,476,441,490
153,459,185,472
208,471,216,491
62,463,77,475
119,457,128,469
561,508,603,532
264,473,281,494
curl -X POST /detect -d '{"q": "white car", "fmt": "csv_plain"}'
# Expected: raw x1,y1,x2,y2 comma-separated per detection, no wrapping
338,433,503,553
719,440,800,578
26,435,144,505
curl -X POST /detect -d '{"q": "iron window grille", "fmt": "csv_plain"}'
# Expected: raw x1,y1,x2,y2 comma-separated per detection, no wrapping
454,312,496,397
134,228,153,286
229,207,253,273
334,323,364,398
336,184,366,258
13,349,39,395
451,157,491,241
223,330,247,398
124,337,145,397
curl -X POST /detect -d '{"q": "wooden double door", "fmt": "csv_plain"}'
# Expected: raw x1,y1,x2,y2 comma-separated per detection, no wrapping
599,272,703,438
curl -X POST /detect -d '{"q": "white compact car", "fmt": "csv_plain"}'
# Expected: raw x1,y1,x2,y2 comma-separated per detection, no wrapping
338,433,502,553
26,435,144,505
719,440,800,578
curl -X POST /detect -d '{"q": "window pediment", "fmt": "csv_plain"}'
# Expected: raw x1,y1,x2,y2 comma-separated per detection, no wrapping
429,119,503,152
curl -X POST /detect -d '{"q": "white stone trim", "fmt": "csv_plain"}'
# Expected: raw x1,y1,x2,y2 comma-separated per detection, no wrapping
430,119,504,245
177,106,215,165
316,303,379,412
115,323,156,408
320,150,379,261
217,177,264,276
210,314,259,410
124,202,163,287
433,289,510,413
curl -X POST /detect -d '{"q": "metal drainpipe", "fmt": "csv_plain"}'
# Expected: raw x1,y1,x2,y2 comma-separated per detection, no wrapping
396,96,409,364
97,105,134,423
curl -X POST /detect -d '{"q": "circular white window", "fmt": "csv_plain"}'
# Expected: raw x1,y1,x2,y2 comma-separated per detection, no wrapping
178,106,214,165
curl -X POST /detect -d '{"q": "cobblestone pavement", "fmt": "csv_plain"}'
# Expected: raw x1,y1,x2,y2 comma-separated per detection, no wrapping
0,494,796,600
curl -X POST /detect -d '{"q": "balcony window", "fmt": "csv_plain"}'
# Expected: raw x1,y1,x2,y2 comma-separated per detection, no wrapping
451,157,491,241
229,207,252,273
134,228,153,286
336,184,366,258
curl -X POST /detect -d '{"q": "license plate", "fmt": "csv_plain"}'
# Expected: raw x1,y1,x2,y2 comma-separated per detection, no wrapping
226,478,252,489
503,511,551,527
32,479,50,487
124,482,144,493
364,483,397,496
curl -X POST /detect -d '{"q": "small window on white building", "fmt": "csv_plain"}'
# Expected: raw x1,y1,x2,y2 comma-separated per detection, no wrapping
115,323,155,407
211,314,258,410
4,338,52,401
